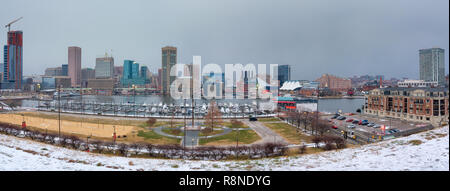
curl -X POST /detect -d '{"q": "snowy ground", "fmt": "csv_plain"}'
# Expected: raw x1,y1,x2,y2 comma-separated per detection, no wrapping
0,126,448,171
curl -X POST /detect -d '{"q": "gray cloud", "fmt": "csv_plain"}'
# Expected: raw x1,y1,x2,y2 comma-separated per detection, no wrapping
1,0,448,80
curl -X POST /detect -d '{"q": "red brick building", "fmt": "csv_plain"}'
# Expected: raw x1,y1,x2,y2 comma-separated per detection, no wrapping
316,74,351,92
365,87,449,126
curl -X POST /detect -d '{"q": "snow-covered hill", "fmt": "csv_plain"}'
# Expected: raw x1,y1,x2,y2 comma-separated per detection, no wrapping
0,126,448,171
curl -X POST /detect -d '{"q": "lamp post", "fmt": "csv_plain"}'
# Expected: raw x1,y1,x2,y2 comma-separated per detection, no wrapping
133,84,136,117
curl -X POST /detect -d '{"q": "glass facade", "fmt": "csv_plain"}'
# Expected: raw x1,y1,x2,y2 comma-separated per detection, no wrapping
121,60,147,86
278,65,291,86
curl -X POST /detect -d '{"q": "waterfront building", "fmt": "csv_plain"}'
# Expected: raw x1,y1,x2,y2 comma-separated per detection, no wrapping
121,60,147,87
87,78,114,94
68,46,81,87
2,31,23,90
61,64,68,76
41,76,71,90
81,68,95,88
202,72,225,99
44,67,63,76
419,48,445,86
316,74,351,92
113,66,123,86
161,46,177,95
365,87,449,126
95,56,114,79
278,65,291,87
157,68,162,91
397,79,438,88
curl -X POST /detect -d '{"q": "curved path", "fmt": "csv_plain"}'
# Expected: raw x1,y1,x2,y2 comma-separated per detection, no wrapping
243,120,289,145
153,126,251,147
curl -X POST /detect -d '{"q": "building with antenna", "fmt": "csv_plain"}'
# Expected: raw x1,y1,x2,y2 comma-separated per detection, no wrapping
95,54,114,79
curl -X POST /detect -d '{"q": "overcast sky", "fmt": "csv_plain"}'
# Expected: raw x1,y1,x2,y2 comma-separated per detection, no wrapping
1,0,448,80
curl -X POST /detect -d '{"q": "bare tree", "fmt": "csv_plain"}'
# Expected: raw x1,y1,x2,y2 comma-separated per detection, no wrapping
117,143,129,156
146,118,157,127
204,100,222,131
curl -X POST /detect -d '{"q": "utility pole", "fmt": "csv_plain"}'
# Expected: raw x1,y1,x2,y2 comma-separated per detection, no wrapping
58,85,61,138
113,125,116,144
183,98,187,150
236,129,239,160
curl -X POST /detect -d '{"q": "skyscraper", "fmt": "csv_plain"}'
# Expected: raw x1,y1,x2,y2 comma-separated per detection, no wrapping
61,64,68,76
121,60,146,87
95,56,114,79
68,46,81,87
161,46,177,95
278,65,291,87
2,31,23,89
81,68,95,87
419,48,445,85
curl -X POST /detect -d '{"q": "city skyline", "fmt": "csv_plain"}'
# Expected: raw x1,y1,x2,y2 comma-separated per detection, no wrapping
1,0,449,81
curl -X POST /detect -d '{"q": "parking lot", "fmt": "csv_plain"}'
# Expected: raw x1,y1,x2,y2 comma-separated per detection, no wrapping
322,113,434,142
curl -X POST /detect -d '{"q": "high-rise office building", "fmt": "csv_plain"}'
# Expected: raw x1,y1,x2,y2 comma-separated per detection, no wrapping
68,46,81,87
278,65,291,87
0,63,3,83
2,31,23,89
61,64,68,76
161,46,177,95
81,68,95,88
95,56,114,79
44,67,63,76
121,60,146,87
420,48,445,85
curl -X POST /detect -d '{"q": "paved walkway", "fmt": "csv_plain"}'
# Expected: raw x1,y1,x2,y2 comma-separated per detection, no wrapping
243,121,289,145
153,126,249,147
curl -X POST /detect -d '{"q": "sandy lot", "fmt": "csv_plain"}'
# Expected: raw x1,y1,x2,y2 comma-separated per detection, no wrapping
0,113,135,138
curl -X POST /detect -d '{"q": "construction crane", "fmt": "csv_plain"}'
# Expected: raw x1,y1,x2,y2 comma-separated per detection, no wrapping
5,17,23,32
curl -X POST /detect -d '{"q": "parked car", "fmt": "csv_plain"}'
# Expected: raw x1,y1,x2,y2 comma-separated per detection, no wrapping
352,120,360,124
346,119,354,122
347,124,356,129
337,116,346,120
359,120,369,125
390,129,400,133
373,124,381,128
331,125,338,129
367,123,375,127
249,117,258,121
331,115,339,119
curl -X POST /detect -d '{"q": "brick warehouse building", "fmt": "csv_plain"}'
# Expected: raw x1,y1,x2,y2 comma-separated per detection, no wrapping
364,87,449,126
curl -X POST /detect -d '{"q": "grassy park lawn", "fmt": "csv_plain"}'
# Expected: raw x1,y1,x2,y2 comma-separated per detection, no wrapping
199,130,260,146
257,118,281,122
198,129,225,137
161,128,184,136
136,130,180,145
221,122,249,129
263,122,312,144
